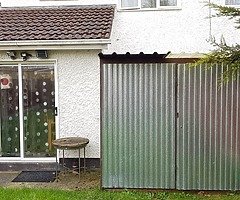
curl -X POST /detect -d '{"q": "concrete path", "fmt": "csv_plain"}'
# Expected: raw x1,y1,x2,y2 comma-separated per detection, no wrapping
0,170,100,189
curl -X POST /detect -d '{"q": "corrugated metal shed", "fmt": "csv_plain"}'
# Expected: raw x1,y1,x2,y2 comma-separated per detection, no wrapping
100,53,240,190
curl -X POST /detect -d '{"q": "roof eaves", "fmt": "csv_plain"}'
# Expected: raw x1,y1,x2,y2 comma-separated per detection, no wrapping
0,39,111,50
0,4,116,10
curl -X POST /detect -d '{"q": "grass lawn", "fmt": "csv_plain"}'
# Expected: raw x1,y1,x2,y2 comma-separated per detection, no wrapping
0,188,240,200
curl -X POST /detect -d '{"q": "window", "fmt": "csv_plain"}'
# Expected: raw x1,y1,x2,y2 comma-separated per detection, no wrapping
121,0,178,9
40,0,77,1
225,0,240,5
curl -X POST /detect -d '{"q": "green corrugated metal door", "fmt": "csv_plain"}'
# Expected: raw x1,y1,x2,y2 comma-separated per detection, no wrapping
177,64,240,190
101,63,176,188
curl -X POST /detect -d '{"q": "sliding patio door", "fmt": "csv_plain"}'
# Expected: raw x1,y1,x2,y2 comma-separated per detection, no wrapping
0,64,57,159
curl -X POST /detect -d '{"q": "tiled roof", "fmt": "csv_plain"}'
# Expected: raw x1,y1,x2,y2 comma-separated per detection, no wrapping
0,5,115,41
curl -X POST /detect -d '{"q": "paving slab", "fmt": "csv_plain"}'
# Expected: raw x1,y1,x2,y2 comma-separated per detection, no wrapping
0,171,19,186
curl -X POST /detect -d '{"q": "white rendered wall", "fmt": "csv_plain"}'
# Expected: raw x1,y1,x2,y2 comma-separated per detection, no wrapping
105,0,240,54
1,0,240,55
53,50,101,158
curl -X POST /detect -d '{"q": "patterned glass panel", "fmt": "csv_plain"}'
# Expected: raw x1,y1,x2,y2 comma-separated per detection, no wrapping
0,66,20,157
23,65,55,157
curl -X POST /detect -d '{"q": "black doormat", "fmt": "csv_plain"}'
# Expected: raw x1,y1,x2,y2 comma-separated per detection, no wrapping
12,171,57,182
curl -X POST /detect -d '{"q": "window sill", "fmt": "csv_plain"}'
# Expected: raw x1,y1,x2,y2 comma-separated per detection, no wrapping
117,6,182,12
224,5,240,7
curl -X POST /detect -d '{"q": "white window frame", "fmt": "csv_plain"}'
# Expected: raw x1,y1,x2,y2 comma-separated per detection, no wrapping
40,0,78,1
118,0,181,10
222,0,240,6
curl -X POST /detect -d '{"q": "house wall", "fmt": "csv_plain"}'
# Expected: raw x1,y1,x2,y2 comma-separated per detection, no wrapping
1,0,239,54
0,50,101,158
53,50,101,158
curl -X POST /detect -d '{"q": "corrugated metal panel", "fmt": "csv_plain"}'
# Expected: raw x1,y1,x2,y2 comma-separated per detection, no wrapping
101,63,176,188
177,63,240,190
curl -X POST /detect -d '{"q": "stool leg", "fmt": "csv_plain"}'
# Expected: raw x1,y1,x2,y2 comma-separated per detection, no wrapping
84,147,86,173
78,148,80,181
63,149,65,174
55,149,58,181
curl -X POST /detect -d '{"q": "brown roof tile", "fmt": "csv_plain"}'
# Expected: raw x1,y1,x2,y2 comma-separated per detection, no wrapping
0,5,115,41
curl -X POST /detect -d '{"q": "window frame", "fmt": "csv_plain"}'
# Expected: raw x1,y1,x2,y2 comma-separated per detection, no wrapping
118,0,181,10
223,0,240,6
39,0,78,1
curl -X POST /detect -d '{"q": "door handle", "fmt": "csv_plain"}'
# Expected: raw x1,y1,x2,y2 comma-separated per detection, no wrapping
176,112,179,118
55,107,58,116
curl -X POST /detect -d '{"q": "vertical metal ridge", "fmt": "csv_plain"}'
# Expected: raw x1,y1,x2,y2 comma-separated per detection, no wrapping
133,63,138,187
148,63,154,187
175,64,179,188
182,63,187,187
159,63,164,186
128,63,133,187
164,64,168,186
187,65,191,188
214,65,218,190
110,64,115,186
203,65,207,189
235,74,240,190
138,63,144,187
123,63,128,187
117,63,123,187
154,64,159,187
143,64,148,187
224,65,229,189
192,66,196,189
198,64,202,190
174,63,178,189
176,63,182,189
208,66,213,189
229,75,234,190
219,64,224,189
112,63,118,186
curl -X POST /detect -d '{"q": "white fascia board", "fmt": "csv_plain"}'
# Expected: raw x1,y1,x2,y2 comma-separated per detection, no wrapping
0,39,111,50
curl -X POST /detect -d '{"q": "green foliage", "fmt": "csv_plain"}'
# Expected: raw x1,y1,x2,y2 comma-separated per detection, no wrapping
195,42,240,82
209,3,240,20
196,4,240,83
